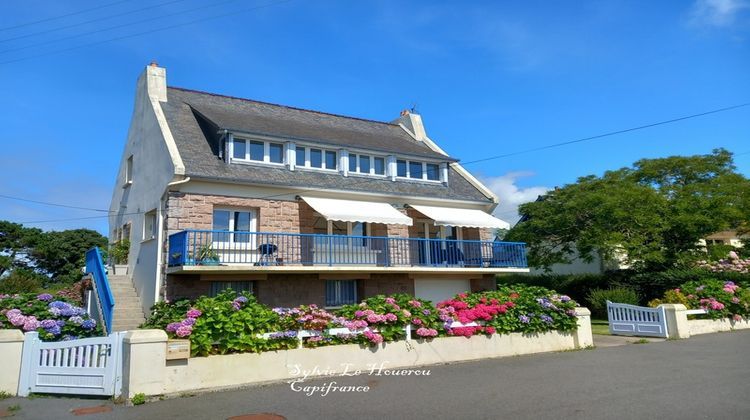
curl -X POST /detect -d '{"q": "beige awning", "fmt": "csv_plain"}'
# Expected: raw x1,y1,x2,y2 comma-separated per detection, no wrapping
409,204,510,229
300,196,413,226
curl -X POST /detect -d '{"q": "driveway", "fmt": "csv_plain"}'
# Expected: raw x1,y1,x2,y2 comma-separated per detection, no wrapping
3,330,749,420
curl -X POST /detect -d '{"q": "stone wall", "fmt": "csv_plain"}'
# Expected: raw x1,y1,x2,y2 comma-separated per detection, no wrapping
165,192,316,235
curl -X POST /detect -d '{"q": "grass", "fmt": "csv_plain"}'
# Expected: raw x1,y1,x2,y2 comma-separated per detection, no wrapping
0,391,12,401
591,318,610,335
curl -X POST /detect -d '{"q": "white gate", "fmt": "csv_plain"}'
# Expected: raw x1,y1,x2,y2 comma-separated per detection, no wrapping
606,301,668,338
17,331,124,397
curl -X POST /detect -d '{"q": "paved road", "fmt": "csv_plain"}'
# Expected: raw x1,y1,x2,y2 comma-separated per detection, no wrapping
4,331,750,420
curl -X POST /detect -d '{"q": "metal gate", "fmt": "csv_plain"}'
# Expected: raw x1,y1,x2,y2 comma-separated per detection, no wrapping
606,301,668,338
17,331,124,397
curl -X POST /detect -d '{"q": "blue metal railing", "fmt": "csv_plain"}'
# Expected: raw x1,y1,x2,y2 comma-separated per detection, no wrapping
168,230,527,269
85,247,115,334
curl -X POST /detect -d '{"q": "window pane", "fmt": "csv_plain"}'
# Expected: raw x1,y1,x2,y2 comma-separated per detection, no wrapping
326,280,357,307
349,154,357,172
374,157,385,175
409,161,423,179
213,210,230,243
397,160,407,177
296,147,306,166
359,155,370,174
234,211,252,243
269,143,284,163
426,163,440,180
351,222,366,237
310,149,322,168
233,140,246,159
210,281,253,297
325,151,337,169
249,141,264,161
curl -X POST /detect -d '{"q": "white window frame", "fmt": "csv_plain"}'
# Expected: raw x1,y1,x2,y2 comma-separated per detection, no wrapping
124,155,133,186
143,209,157,241
295,145,338,171
212,208,258,247
348,152,387,177
395,159,443,183
229,137,286,166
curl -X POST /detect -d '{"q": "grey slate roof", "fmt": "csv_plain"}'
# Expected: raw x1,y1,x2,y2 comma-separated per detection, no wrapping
161,87,493,203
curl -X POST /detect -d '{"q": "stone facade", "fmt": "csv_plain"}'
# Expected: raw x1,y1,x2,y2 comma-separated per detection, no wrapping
163,192,501,306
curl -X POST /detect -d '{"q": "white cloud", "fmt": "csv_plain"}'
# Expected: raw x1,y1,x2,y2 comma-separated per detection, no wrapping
481,172,550,226
690,0,749,27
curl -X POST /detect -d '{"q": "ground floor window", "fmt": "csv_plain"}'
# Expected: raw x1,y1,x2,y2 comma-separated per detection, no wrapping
209,281,254,297
325,280,357,307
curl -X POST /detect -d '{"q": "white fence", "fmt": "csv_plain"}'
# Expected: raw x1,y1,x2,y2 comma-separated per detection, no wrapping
606,301,668,338
17,331,124,397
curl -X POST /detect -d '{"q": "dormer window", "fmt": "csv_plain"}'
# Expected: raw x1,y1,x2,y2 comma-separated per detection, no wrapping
295,145,337,171
396,158,442,182
349,153,386,176
230,137,285,165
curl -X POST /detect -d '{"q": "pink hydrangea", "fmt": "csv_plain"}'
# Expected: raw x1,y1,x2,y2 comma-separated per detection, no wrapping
186,308,202,318
409,300,422,308
22,316,40,332
363,330,383,344
384,297,396,305
415,327,438,337
175,325,193,337
384,313,398,322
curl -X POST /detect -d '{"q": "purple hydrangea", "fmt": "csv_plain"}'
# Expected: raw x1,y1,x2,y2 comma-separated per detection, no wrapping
68,316,84,325
40,319,57,329
166,322,181,332
36,293,53,302
186,308,202,318
540,314,554,324
519,315,531,324
81,319,97,330
45,325,62,335
235,296,248,304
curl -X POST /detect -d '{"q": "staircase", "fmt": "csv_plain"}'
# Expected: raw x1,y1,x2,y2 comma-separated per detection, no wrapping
107,273,146,332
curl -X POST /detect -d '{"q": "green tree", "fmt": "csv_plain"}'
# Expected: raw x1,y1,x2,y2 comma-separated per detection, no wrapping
507,149,750,271
0,221,41,276
31,229,108,284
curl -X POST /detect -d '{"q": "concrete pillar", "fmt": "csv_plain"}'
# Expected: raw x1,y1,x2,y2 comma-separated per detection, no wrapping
660,304,690,339
573,307,594,348
0,330,25,395
122,329,168,398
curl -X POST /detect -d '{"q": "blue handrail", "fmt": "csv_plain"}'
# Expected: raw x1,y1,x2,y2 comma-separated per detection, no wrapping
168,230,528,269
85,247,115,334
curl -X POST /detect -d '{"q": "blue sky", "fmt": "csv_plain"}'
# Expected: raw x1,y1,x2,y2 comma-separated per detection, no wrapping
0,0,748,235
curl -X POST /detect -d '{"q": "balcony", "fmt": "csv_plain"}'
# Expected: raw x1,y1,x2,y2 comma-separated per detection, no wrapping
168,230,527,271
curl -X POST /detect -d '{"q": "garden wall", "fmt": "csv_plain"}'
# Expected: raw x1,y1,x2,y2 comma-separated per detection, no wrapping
122,307,593,398
660,304,750,339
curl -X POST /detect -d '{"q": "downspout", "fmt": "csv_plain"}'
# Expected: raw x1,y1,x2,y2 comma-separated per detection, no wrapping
156,176,192,303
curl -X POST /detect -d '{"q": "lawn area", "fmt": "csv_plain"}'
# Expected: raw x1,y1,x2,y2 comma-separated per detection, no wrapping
591,319,610,335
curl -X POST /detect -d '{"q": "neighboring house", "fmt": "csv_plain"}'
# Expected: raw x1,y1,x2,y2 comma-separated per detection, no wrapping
698,230,748,249
109,63,527,318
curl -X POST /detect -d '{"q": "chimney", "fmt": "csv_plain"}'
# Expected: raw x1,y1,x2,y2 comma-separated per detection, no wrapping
137,61,167,102
392,109,427,141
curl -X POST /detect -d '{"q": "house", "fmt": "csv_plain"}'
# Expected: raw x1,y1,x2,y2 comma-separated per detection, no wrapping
698,230,748,249
108,63,527,324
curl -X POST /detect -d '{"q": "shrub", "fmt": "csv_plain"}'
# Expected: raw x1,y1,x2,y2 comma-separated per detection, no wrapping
437,285,579,337
497,273,609,305
336,294,441,345
0,269,44,294
142,287,581,355
110,239,130,264
0,293,101,340
586,287,640,318
649,279,750,320
142,290,297,357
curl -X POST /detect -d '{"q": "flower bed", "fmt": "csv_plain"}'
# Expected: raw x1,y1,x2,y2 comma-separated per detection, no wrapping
0,293,100,340
649,279,750,320
142,285,579,357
